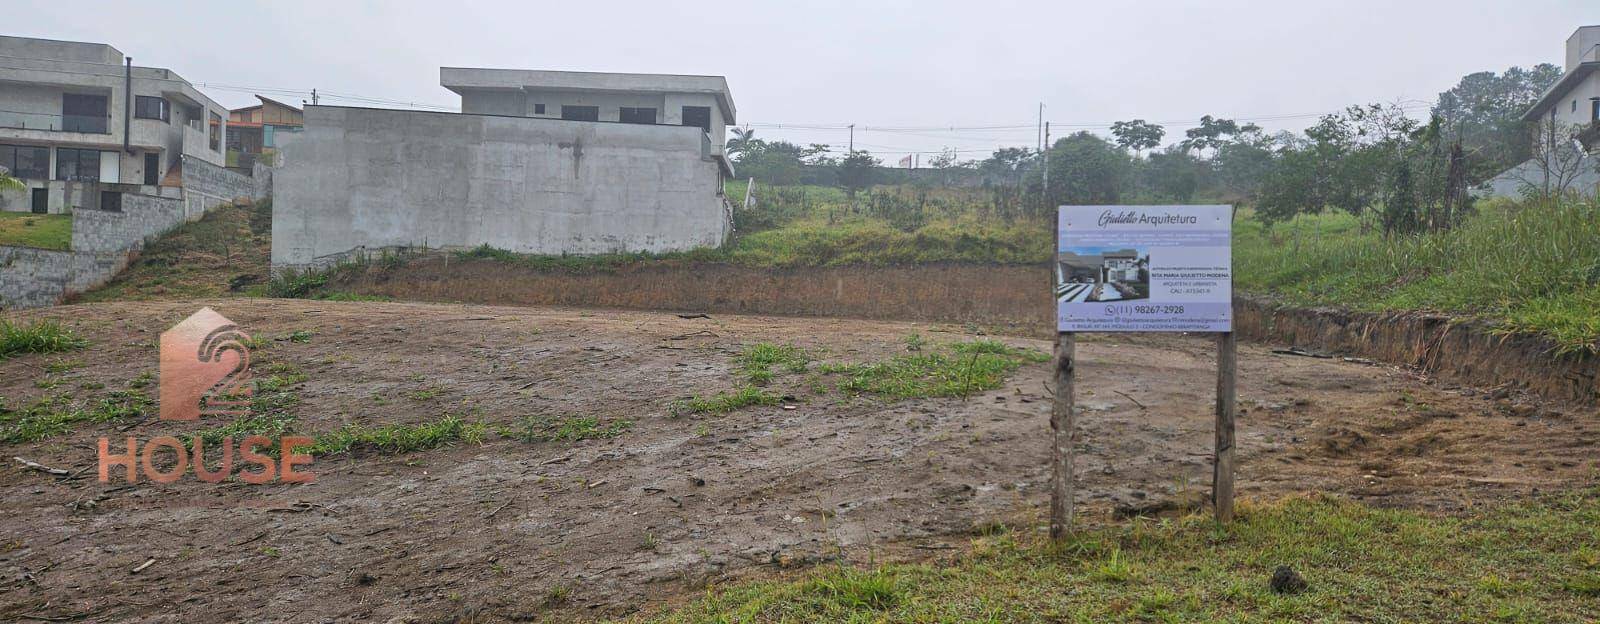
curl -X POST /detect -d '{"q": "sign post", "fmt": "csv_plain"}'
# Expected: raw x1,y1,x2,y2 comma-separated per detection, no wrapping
1052,205,1235,533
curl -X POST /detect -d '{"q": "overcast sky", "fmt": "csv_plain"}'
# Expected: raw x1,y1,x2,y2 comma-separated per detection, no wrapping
11,0,1595,159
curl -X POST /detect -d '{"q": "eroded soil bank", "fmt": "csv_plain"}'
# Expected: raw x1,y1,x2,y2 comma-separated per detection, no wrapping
336,259,1598,404
1,300,1594,622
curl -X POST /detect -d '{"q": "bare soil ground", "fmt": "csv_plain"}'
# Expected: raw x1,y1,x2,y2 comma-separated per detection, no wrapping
2,300,1594,623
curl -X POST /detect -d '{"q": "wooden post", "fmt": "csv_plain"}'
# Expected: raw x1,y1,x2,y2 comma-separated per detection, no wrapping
1213,331,1237,523
1050,332,1076,539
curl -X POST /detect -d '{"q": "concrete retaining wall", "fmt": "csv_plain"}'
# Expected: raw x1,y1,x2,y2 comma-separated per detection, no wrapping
272,106,729,270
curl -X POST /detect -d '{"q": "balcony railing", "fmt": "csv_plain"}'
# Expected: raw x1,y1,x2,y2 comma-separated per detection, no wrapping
0,110,110,134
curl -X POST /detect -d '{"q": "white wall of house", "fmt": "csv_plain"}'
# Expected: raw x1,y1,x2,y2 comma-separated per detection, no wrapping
1543,71,1600,127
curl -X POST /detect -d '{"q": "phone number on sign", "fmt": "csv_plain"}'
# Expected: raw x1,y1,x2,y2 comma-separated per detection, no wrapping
1103,304,1186,315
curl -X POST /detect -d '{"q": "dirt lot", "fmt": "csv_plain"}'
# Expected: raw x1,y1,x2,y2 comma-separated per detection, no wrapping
2,299,1595,623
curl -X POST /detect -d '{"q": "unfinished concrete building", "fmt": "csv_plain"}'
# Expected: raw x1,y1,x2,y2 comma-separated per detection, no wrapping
272,68,737,270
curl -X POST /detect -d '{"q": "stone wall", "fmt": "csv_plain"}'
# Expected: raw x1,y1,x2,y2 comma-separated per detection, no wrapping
182,154,264,212
0,245,129,309
2,191,189,309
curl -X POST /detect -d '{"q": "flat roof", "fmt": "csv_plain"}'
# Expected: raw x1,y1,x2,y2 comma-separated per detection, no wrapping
440,67,735,124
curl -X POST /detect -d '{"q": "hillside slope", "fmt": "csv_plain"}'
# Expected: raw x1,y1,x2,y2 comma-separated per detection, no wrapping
73,201,272,303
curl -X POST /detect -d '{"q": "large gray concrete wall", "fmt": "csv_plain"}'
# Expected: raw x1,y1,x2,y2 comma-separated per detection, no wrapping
272,106,729,269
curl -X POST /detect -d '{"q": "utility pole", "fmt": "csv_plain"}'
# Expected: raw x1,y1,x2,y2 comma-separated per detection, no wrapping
311,89,320,105
1042,122,1051,208
848,124,855,152
1037,103,1043,152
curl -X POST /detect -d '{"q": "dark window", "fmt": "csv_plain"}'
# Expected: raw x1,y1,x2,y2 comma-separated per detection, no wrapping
209,111,222,151
561,105,599,122
681,106,711,133
1592,99,1599,122
534,103,546,114
100,190,122,212
0,144,50,179
62,93,109,133
55,148,101,182
619,107,657,124
134,96,170,122
144,152,160,186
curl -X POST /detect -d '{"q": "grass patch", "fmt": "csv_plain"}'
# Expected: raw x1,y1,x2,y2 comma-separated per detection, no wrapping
633,492,1600,623
670,340,1046,416
1236,197,1600,354
738,342,811,385
0,318,88,360
820,339,1049,400
0,390,152,444
496,414,632,443
306,414,487,456
0,212,71,250
671,387,784,416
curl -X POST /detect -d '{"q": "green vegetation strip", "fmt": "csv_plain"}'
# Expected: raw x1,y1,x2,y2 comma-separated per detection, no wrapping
1236,198,1600,354
0,212,71,250
672,339,1048,416
633,493,1600,623
0,319,88,360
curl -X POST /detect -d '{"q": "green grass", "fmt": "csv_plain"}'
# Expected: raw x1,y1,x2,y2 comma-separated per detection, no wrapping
1236,197,1600,354
0,389,151,444
306,414,488,456
671,340,1048,416
0,318,88,360
0,212,71,250
631,492,1600,623
820,339,1050,400
496,414,633,443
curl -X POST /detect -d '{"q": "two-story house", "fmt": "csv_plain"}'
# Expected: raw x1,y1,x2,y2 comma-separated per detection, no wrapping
0,35,229,214
1487,26,1600,197
441,67,736,176
228,95,304,170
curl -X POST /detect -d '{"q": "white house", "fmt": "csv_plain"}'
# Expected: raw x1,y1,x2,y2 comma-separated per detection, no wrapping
0,35,232,214
1484,26,1600,197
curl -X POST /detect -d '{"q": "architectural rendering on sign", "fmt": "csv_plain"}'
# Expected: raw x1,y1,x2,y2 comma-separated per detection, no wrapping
272,68,738,270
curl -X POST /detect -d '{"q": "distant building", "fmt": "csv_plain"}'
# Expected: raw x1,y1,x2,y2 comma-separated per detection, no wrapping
1485,26,1600,197
228,95,304,170
0,35,231,215
273,68,738,269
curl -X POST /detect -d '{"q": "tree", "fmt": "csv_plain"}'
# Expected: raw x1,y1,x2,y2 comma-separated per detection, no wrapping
1431,64,1562,182
1110,119,1166,155
0,167,23,194
1141,148,1205,202
838,150,879,196
1038,132,1131,207
1180,115,1261,153
1381,158,1421,236
1512,118,1594,200
726,127,756,158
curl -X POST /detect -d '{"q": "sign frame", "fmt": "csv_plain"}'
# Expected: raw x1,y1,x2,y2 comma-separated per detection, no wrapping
1049,205,1237,539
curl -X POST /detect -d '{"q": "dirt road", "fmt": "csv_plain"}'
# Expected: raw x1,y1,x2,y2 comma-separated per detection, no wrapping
2,300,1593,622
